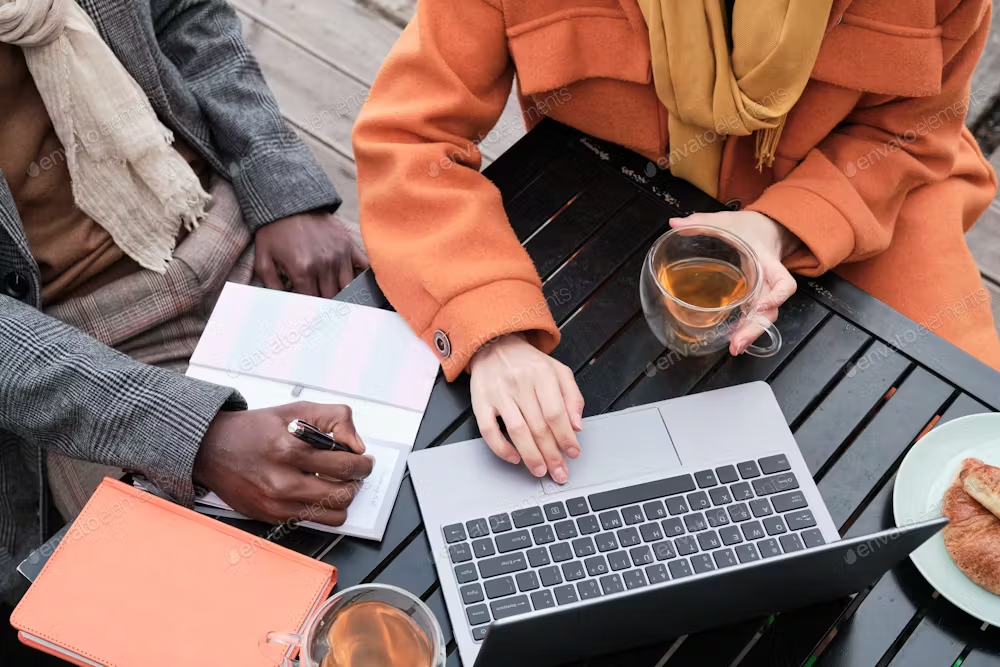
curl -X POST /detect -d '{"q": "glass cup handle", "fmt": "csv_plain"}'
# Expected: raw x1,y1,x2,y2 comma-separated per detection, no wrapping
260,631,303,667
743,310,782,358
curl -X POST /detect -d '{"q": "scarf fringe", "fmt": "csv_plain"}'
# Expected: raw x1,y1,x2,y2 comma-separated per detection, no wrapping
754,115,787,172
4,0,211,273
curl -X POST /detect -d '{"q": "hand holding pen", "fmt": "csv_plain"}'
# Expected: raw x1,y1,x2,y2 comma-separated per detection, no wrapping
193,402,374,528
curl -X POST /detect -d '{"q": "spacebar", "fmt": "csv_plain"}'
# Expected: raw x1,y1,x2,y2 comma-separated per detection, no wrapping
589,474,697,511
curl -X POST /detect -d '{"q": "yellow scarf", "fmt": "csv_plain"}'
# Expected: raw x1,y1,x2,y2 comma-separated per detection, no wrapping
637,0,834,197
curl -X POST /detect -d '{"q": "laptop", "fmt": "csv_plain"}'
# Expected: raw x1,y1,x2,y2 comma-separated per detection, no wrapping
407,382,946,667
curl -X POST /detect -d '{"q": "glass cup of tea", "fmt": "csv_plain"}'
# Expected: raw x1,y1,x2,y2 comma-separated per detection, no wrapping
261,583,446,667
640,224,782,358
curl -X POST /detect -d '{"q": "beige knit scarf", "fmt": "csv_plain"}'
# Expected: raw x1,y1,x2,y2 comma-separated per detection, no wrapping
0,0,210,272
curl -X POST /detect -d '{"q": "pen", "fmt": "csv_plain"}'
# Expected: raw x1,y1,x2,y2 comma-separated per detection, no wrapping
288,419,354,454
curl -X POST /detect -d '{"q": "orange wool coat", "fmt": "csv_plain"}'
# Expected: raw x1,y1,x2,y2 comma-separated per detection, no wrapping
353,0,1000,380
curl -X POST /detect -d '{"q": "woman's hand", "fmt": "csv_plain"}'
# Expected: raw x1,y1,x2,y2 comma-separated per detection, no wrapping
670,211,801,355
469,333,585,484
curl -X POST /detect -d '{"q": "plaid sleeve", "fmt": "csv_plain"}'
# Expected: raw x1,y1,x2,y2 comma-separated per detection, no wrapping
150,0,341,232
0,295,246,507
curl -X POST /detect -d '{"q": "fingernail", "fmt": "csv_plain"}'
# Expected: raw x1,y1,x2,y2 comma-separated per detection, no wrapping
552,466,568,484
531,464,547,477
506,453,521,465
572,415,584,431
365,454,376,466
567,447,580,459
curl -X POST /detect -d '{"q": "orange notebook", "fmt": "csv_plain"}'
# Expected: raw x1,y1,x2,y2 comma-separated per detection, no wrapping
10,478,335,667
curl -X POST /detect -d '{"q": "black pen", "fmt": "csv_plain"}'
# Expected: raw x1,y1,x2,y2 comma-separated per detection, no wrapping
288,419,354,453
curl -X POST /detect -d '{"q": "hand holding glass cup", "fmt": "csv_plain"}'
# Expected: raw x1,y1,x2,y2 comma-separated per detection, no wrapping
640,224,782,358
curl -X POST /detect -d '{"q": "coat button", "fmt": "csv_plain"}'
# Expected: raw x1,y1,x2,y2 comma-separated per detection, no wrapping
4,272,29,300
725,199,742,211
433,330,451,359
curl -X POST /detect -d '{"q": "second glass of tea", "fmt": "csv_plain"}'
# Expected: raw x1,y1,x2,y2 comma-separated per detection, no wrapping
262,583,446,667
640,224,782,358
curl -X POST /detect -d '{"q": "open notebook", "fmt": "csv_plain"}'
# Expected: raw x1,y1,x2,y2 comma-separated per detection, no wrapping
11,479,335,667
153,282,439,541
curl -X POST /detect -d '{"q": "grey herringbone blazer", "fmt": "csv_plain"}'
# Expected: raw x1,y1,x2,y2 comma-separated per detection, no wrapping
0,0,342,603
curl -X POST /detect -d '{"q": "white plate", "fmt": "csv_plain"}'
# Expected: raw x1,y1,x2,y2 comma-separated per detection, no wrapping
893,412,1000,626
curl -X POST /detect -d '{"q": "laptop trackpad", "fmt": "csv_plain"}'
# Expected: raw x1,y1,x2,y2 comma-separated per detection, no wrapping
540,408,681,494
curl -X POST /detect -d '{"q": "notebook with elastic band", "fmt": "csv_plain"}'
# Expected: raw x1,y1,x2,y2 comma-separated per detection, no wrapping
10,477,335,667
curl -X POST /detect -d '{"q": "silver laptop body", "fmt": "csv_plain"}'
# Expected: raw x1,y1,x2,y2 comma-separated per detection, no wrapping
408,382,945,667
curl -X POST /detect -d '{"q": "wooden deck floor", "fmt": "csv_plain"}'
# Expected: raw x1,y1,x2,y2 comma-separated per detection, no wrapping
239,0,1000,338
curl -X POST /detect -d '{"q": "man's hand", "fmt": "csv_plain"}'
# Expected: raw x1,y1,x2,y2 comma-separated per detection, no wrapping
469,333,585,484
255,212,369,298
670,211,801,355
193,402,374,526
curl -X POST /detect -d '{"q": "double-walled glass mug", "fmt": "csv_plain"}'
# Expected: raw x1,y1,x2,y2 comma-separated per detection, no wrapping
261,583,446,667
640,224,782,358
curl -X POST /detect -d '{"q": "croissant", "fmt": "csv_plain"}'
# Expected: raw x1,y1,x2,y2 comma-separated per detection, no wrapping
942,458,1000,596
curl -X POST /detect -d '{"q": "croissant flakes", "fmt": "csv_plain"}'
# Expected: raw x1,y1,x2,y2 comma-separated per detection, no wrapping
942,458,1000,595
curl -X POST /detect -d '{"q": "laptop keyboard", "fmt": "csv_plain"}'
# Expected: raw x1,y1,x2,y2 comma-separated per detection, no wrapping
442,454,827,643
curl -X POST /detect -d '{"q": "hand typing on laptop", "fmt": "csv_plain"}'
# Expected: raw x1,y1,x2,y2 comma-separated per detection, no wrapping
192,402,374,527
469,332,585,485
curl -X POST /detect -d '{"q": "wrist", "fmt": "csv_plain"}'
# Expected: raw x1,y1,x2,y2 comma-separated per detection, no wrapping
749,211,801,261
469,331,527,373
777,224,803,261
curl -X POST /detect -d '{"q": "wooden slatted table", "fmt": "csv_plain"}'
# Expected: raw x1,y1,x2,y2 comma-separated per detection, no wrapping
309,119,1000,667
22,119,1000,666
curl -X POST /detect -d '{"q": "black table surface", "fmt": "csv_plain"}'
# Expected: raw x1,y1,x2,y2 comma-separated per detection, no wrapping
23,119,1000,666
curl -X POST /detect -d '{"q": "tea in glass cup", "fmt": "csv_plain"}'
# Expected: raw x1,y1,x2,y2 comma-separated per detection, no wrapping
262,583,446,667
640,225,781,357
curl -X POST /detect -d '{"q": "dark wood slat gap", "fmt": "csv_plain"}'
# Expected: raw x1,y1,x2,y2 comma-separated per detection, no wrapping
544,198,669,322
962,643,1000,667
505,153,603,242
563,641,674,667
794,342,913,478
528,186,638,280
418,376,474,450
552,248,646,372
885,592,978,667
610,348,727,412
692,294,832,393
575,316,673,416
660,619,767,667
962,625,1000,665
802,275,1000,411
738,600,854,667
484,119,575,205
358,522,428,586
816,476,936,667
786,336,879,434
837,387,958,538
818,368,954,530
768,316,871,427
424,586,455,648
322,477,424,588
810,364,916,484
874,607,931,667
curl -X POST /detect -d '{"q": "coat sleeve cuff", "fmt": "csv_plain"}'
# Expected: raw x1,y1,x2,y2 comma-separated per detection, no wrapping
133,380,247,508
746,182,857,277
233,145,343,233
421,279,560,381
